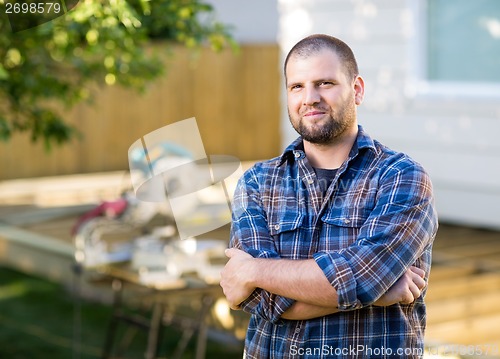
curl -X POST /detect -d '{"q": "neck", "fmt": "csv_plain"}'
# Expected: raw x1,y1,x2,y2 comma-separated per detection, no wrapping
303,125,358,169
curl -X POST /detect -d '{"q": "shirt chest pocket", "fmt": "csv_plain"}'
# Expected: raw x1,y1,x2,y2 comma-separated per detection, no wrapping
268,212,305,259
319,208,370,251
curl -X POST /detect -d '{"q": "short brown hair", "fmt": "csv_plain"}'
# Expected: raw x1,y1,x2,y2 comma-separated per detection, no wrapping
284,34,359,81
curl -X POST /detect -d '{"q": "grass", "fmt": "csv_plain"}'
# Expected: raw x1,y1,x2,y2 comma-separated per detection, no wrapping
0,266,243,359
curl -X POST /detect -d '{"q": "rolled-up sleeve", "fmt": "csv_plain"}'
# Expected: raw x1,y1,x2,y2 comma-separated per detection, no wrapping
229,169,295,323
313,158,438,310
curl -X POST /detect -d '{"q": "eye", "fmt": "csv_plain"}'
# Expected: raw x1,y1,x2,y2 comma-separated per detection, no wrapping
319,81,334,87
289,84,303,91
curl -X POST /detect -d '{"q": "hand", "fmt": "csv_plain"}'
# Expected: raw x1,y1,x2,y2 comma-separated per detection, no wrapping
220,248,256,310
374,266,426,306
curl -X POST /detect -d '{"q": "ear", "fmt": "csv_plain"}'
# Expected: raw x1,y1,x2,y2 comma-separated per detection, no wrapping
353,75,365,105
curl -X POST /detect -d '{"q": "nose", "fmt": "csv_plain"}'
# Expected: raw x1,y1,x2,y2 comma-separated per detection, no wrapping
303,86,320,106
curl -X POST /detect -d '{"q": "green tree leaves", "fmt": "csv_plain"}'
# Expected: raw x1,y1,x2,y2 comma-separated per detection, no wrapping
0,0,235,148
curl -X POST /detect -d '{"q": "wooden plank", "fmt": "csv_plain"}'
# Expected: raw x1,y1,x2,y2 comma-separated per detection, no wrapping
426,272,500,302
426,313,500,348
429,263,477,282
439,241,500,258
427,291,500,325
433,225,500,249
430,255,500,276
0,171,126,206
0,224,74,257
476,253,500,265
425,340,500,359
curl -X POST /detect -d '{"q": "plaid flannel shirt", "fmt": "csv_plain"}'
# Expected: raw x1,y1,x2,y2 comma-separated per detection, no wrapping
230,126,438,358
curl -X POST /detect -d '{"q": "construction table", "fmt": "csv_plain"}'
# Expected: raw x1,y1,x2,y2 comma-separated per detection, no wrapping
88,263,223,359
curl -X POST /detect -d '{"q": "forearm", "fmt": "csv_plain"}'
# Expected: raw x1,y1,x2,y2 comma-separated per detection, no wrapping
249,257,339,308
281,301,339,320
222,248,427,317
281,265,426,320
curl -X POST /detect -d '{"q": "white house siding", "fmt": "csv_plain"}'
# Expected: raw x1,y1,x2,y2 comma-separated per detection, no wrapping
206,0,279,43
278,0,500,230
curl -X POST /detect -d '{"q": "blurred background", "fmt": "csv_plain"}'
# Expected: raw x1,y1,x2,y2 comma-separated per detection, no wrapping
1,0,500,358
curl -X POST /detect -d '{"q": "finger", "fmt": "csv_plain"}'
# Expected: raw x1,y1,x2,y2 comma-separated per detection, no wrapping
410,266,425,279
222,289,238,310
399,290,415,305
225,248,236,258
409,269,426,290
400,291,416,304
409,281,421,300
413,274,426,291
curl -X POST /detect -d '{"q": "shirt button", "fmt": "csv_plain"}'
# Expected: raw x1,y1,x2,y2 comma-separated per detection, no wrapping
274,224,280,231
307,178,314,185
294,151,301,158
343,218,351,224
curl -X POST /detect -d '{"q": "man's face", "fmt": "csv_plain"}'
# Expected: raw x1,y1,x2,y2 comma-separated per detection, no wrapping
285,49,363,145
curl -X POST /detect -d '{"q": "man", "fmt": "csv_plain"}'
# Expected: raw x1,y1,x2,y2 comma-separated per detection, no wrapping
220,34,438,358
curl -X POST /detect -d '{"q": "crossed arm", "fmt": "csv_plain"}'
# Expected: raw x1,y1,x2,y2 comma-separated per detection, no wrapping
221,161,437,321
220,248,426,320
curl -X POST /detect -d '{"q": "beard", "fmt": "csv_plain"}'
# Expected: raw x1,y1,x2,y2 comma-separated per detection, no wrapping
289,100,356,145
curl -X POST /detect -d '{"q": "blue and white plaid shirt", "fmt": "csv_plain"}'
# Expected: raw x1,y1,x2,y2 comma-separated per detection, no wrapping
230,126,438,358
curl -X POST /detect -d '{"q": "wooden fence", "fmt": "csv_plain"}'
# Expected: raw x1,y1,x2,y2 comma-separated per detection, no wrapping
0,44,281,180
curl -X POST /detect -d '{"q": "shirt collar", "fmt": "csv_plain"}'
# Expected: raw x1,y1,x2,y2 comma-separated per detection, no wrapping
277,125,378,167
